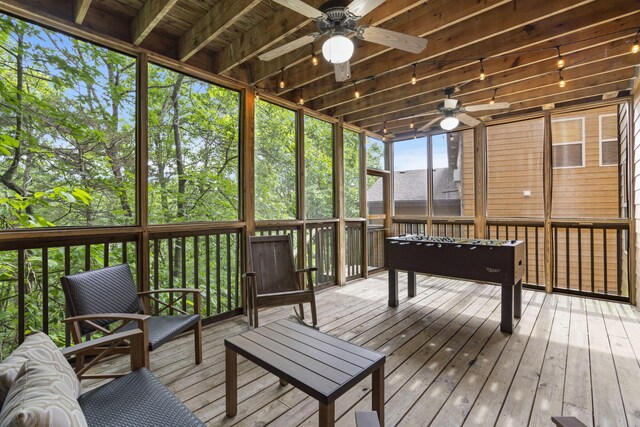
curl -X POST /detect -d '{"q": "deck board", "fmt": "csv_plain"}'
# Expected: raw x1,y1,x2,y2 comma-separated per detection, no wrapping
88,272,640,426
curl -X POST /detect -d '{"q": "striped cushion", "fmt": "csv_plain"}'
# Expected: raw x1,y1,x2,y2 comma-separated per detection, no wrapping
0,360,87,426
0,332,81,407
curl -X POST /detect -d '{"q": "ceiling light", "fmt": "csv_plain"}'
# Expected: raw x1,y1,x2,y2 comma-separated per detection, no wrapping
353,82,360,98
278,68,285,89
490,88,497,104
411,64,417,85
479,58,485,81
558,69,566,88
322,34,354,64
556,46,564,68
311,52,319,66
441,116,459,131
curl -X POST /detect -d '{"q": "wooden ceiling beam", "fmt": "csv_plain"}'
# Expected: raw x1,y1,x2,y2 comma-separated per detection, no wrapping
355,60,636,129
179,0,262,62
131,0,179,46
346,42,635,125
74,0,91,24
266,0,594,97
311,12,640,115
251,0,508,85
389,80,632,138
213,0,424,76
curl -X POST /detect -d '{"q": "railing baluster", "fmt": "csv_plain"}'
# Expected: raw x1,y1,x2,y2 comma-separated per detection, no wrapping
122,242,127,264
181,236,187,312
64,246,71,346
42,248,49,335
235,233,240,308
18,249,25,344
590,228,595,293
617,229,622,296
553,227,558,286
603,229,608,295
206,235,211,317
227,234,232,311
565,227,570,289
578,229,582,291
216,234,221,314
85,244,91,270
168,238,174,315
193,235,199,313
535,227,539,285
524,227,529,283
103,242,109,267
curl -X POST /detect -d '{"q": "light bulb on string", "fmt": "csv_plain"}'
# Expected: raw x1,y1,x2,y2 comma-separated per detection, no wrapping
556,46,564,68
298,89,304,106
558,69,566,88
479,58,486,81
278,68,285,89
409,118,415,129
383,122,387,134
632,29,640,53
411,64,417,85
353,82,360,99
490,88,497,105
311,52,319,66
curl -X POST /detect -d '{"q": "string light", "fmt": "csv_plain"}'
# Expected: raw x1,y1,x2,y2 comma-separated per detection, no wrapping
558,69,566,88
411,64,417,85
409,118,415,129
298,89,304,105
278,68,285,89
383,122,387,134
555,46,564,68
479,58,485,81
353,82,360,99
490,88,497,104
311,45,319,66
632,29,640,53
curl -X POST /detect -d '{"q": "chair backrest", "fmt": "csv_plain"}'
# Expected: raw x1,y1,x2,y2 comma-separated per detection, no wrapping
248,235,299,296
61,263,143,335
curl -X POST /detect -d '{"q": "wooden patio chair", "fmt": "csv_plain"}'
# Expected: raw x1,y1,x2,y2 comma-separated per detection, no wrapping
244,235,318,328
61,263,202,370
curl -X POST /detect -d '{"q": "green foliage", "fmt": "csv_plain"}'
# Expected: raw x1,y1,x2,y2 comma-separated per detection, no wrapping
254,100,297,220
304,116,334,219
343,129,361,218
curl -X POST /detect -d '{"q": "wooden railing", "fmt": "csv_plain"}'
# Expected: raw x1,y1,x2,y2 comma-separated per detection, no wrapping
367,227,386,271
486,221,545,287
345,221,364,280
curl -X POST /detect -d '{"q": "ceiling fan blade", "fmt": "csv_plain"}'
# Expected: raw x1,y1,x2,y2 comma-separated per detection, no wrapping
258,33,319,61
457,113,481,127
418,117,441,131
334,61,351,82
444,98,458,109
347,0,385,17
465,102,510,112
271,0,325,19
357,26,427,54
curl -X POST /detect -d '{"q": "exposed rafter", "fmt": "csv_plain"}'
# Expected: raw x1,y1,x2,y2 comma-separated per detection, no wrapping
74,0,91,24
131,0,179,46
179,0,262,62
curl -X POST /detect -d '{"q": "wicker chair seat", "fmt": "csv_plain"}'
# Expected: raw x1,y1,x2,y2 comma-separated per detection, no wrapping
78,367,205,427
119,314,200,351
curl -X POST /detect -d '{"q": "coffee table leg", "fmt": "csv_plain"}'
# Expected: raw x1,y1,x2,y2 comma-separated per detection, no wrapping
225,347,237,417
319,401,335,427
372,364,385,427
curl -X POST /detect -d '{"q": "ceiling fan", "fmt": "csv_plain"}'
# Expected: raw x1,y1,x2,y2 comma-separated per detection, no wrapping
418,87,510,131
258,0,427,82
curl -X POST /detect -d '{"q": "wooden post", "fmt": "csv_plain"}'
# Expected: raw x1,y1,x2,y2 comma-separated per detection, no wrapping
296,109,306,269
360,132,369,278
335,120,346,286
627,95,637,306
474,125,487,239
136,53,150,299
426,135,433,234
241,88,255,312
543,111,554,293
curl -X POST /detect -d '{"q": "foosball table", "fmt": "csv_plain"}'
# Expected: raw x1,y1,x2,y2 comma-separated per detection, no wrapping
385,235,525,333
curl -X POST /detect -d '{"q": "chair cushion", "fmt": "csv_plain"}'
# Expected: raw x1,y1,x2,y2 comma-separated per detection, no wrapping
0,332,81,407
62,264,144,336
119,315,200,351
78,368,205,427
0,360,88,427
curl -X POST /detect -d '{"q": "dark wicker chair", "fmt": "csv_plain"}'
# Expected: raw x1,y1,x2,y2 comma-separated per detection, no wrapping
61,263,202,370
244,234,318,328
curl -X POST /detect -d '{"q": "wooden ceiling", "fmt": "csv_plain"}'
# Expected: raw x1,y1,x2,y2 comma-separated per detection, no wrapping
2,0,639,139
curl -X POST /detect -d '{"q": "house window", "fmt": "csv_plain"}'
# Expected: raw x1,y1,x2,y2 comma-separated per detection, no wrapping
551,117,584,168
599,114,618,166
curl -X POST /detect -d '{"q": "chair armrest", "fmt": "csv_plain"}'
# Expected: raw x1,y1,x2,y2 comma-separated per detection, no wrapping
61,328,148,375
137,288,201,297
63,313,150,324
295,267,318,274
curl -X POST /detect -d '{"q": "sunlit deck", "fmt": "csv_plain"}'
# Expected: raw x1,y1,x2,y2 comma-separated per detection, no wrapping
90,273,640,427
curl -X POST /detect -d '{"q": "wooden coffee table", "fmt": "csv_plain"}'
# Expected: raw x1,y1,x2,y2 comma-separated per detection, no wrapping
225,319,385,427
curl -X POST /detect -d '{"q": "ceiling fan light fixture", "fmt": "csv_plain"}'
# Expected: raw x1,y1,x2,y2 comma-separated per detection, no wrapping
441,116,459,131
322,34,354,64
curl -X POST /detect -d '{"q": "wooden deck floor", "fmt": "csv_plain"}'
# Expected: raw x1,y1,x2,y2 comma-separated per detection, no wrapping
93,273,640,426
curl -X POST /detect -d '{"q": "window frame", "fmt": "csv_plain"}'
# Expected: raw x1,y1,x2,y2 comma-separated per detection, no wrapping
551,116,585,169
598,113,618,167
